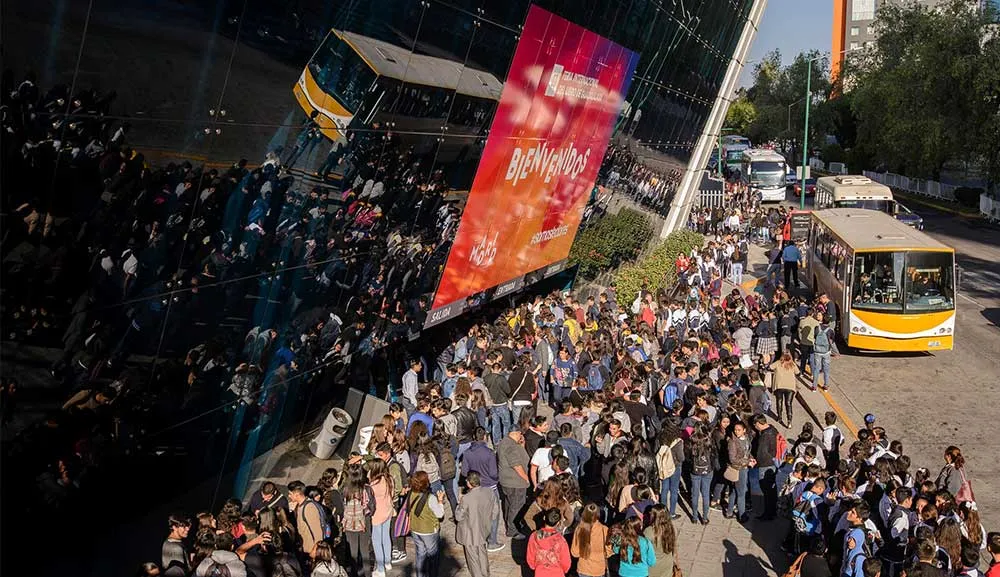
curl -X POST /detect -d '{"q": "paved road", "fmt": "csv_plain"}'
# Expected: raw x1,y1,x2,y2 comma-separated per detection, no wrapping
823,207,1000,531
764,191,1000,531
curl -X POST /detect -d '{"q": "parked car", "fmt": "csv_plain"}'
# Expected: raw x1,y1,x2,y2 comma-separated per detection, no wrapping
785,168,797,188
793,178,817,196
894,203,924,229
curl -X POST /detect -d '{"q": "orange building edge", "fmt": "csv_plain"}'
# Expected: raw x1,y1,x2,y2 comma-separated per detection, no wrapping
831,0,847,92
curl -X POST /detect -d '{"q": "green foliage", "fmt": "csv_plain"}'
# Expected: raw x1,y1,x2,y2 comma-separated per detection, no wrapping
569,208,652,279
725,97,757,136
614,230,704,307
845,0,999,183
745,49,832,147
822,143,846,164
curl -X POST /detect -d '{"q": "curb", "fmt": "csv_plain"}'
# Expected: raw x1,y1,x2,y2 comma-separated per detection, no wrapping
893,191,981,219
792,382,860,439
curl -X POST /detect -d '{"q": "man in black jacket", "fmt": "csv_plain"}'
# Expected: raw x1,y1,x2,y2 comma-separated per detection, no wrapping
752,414,779,520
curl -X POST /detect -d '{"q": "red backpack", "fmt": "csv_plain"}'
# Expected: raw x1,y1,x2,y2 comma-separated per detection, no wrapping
775,432,789,463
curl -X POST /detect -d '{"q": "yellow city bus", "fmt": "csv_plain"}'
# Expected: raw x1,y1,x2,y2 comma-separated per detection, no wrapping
808,209,956,352
293,29,503,149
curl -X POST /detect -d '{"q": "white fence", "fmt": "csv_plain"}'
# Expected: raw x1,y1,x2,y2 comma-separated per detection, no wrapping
862,170,958,202
981,194,1000,223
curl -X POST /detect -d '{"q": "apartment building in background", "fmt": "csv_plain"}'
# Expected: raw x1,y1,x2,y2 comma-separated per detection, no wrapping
831,0,971,81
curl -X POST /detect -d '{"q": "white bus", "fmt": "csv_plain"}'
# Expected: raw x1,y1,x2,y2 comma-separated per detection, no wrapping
815,175,895,216
740,149,788,202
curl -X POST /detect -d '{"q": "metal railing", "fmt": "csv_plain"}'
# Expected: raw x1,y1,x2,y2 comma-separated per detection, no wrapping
862,170,959,202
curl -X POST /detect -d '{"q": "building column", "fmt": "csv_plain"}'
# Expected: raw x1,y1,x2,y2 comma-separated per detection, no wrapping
661,0,769,237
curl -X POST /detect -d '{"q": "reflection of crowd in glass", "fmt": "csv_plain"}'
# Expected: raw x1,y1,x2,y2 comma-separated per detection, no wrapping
600,145,680,217
1,72,467,527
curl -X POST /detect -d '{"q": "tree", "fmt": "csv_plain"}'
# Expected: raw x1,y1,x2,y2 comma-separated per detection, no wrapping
725,96,757,136
845,0,998,182
742,49,832,158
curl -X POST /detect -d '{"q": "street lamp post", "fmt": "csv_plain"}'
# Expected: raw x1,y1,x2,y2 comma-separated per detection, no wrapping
800,47,860,209
800,64,812,210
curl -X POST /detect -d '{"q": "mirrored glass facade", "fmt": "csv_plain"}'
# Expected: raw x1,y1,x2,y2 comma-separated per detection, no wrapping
2,1,753,572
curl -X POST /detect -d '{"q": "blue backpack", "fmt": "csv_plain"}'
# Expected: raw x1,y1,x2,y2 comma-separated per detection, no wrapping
302,499,332,541
661,383,679,408
814,325,832,354
585,363,605,391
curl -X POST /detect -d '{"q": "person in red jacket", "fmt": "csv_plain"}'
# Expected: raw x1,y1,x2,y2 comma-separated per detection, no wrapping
986,532,1000,577
527,509,572,577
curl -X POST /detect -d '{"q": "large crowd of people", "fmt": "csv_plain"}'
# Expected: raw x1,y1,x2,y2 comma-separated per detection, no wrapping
2,71,995,577
138,186,994,577
602,145,681,217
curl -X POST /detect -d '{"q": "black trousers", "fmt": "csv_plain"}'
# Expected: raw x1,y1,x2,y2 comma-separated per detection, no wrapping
783,261,799,287
774,389,794,423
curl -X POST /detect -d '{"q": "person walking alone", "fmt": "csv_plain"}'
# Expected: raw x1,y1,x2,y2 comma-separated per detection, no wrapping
456,472,501,577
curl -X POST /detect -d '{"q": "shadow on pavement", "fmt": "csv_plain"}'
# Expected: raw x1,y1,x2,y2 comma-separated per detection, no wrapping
722,538,772,577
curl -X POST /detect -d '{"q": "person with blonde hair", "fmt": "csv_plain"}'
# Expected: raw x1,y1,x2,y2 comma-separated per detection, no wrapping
769,351,799,427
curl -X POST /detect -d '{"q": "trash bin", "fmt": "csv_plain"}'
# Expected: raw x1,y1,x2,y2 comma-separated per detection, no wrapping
309,407,354,459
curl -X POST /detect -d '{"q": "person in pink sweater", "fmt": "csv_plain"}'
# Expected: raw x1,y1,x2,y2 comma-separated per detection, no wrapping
527,509,572,577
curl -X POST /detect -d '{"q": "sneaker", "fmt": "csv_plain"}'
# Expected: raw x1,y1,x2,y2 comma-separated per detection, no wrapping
512,533,527,540
739,513,751,523
710,501,722,510
701,518,710,526
384,564,393,573
373,571,384,577
487,542,506,552
391,550,406,562
671,514,682,520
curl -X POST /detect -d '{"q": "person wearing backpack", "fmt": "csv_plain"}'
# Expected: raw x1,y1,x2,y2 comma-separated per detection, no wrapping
406,471,446,577
686,424,716,525
194,532,248,577
341,464,375,577
811,313,834,391
752,414,780,521
288,481,327,558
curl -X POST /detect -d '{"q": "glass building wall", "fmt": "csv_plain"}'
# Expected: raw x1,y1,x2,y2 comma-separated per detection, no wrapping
1,0,753,573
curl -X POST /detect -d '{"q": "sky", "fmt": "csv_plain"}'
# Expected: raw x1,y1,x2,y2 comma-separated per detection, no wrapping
738,0,833,87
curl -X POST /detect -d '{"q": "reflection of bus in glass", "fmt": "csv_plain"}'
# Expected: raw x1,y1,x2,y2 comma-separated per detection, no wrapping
808,209,955,352
815,175,895,215
293,29,503,157
722,143,750,176
739,149,787,202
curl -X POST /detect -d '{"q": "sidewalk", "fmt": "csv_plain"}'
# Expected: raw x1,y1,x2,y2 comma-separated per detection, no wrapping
249,392,854,577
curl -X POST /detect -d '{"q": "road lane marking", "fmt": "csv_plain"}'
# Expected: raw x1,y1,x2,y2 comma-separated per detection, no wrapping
958,292,984,309
820,388,859,439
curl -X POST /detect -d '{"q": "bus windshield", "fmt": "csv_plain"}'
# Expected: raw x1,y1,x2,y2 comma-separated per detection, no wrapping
750,161,785,187
852,251,954,313
835,199,894,215
308,32,377,113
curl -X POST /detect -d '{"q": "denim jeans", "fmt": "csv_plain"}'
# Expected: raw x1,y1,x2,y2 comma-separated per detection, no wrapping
412,531,440,577
552,385,570,405
731,262,744,286
487,485,501,546
725,467,748,517
372,519,392,570
660,468,682,515
690,473,712,521
489,405,512,447
811,352,831,388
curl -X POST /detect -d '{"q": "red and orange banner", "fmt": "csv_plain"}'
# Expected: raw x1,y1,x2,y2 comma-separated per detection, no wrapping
429,6,638,317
